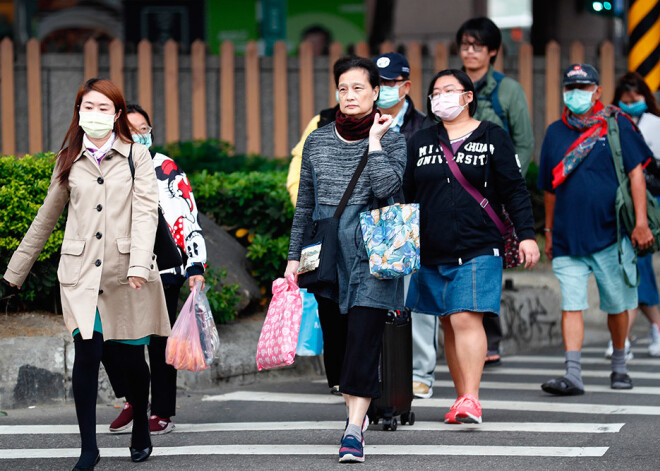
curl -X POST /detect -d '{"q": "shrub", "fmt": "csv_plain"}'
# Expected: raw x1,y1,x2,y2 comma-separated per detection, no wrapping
179,266,241,324
152,140,289,174
0,153,65,312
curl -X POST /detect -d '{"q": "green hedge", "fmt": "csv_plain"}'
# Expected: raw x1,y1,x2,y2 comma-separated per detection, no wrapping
0,153,64,311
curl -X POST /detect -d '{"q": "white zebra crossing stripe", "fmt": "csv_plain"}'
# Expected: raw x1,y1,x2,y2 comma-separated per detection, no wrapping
204,391,660,415
503,355,660,365
432,379,660,395
0,445,609,459
0,421,624,435
438,366,660,380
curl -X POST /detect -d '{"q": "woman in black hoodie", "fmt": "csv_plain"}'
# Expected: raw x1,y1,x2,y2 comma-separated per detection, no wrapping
403,69,539,424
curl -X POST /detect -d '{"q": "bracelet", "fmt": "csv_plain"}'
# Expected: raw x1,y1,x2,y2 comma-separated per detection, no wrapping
544,228,552,232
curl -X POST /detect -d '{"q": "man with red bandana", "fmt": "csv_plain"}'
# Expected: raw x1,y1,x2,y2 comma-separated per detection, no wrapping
538,63,654,395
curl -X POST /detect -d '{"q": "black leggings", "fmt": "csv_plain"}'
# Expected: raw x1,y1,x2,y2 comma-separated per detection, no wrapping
75,332,151,451
316,296,387,398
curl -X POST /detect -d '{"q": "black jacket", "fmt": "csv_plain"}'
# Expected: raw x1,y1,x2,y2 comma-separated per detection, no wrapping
399,96,428,141
403,121,535,265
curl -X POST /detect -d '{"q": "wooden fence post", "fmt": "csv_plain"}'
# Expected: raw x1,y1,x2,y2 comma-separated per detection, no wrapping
355,41,369,58
220,40,235,147
84,38,98,80
407,41,423,111
164,39,179,143
299,40,314,134
328,42,343,107
545,40,561,128
26,39,43,154
109,38,124,92
600,41,615,106
518,42,533,122
245,40,261,155
273,40,288,158
379,41,394,54
569,41,585,65
1,38,15,155
137,39,153,118
191,40,207,140
434,42,449,73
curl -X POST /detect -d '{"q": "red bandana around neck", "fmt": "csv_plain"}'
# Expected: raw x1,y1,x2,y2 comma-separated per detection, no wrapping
334,107,377,141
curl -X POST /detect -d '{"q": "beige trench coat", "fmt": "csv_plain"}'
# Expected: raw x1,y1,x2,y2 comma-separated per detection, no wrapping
3,139,171,340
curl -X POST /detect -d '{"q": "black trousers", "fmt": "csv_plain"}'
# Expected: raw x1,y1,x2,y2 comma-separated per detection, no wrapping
315,295,387,398
483,315,503,353
104,282,182,419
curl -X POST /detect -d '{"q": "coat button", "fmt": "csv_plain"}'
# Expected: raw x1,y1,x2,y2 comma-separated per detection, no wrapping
96,204,103,211
95,259,102,267
150,264,154,269
152,255,156,260
97,177,104,184
95,232,102,239
98,289,104,295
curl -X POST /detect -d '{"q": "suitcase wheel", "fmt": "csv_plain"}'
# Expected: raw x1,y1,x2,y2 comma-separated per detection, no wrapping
400,411,415,426
382,416,398,431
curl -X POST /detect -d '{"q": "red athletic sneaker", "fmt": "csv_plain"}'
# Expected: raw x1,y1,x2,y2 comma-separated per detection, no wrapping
454,393,482,424
149,415,175,435
444,398,462,424
109,402,133,433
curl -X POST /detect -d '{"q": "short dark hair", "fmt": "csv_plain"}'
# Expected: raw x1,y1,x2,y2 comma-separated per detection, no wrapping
126,104,154,140
302,24,331,42
333,56,380,90
427,69,478,118
456,17,502,64
613,71,660,117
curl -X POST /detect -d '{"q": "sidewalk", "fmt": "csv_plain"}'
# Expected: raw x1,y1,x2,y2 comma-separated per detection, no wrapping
0,263,652,410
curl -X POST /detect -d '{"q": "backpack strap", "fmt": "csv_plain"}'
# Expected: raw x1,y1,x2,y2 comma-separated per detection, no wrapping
606,115,640,288
478,70,509,134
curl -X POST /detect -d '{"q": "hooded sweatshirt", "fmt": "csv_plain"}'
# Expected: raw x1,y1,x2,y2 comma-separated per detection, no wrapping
403,120,535,265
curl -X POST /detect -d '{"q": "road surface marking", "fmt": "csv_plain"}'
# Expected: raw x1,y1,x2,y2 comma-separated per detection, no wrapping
436,366,660,380
432,379,660,395
502,355,660,365
203,391,660,415
0,421,623,435
0,445,609,459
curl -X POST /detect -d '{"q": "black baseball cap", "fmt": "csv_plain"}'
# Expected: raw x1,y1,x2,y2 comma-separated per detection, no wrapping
563,63,600,86
373,52,410,80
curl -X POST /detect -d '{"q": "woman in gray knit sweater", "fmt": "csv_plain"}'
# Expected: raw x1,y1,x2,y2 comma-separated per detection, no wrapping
285,56,407,463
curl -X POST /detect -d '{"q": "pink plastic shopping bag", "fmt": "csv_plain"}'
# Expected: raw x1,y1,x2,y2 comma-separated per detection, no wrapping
255,275,303,371
166,290,208,372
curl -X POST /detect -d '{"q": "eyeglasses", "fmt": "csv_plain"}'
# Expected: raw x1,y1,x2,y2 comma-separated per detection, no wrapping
460,41,485,52
429,89,465,100
134,125,152,134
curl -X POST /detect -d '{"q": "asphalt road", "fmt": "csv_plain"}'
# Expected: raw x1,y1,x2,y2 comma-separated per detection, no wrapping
1,339,659,470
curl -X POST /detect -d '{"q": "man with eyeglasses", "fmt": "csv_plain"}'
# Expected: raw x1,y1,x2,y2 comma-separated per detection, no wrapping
456,16,534,368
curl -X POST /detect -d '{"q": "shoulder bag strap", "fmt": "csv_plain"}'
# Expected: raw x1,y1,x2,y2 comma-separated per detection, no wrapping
127,143,135,180
333,147,370,218
440,140,508,235
606,115,626,185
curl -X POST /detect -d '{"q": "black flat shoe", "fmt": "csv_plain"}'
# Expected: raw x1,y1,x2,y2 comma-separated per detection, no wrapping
541,376,585,396
130,445,153,462
72,451,100,470
610,372,633,389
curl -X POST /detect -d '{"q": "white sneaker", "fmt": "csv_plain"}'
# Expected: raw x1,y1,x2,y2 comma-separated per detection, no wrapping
605,339,633,360
649,324,660,357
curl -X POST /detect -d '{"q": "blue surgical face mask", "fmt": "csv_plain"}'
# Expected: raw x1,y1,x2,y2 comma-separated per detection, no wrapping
563,88,595,115
335,90,339,104
619,99,648,117
376,84,404,109
132,132,152,149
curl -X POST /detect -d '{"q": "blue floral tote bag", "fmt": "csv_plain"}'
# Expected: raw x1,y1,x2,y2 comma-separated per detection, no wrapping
359,203,420,279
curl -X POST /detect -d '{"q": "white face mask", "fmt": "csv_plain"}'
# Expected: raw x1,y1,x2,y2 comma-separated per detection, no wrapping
431,92,468,121
79,111,116,139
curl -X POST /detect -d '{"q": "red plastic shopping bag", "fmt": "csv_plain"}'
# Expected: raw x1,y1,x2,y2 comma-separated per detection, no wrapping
255,275,303,371
166,290,209,372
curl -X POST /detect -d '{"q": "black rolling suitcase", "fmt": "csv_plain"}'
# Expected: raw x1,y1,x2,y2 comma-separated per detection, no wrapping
367,308,415,431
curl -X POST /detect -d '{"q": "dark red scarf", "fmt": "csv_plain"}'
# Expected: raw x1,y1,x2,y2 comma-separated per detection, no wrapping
335,107,377,141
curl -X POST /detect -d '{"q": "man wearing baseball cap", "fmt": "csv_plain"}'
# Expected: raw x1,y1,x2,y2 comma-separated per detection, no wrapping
372,52,426,140
537,63,654,395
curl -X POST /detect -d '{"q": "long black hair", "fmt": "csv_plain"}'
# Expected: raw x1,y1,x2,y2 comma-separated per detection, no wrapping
612,72,660,117
426,69,478,118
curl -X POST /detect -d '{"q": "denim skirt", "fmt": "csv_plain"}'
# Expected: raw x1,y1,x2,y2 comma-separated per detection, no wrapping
406,255,502,317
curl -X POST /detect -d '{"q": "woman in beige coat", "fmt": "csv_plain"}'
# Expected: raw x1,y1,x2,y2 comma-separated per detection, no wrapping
3,78,170,470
